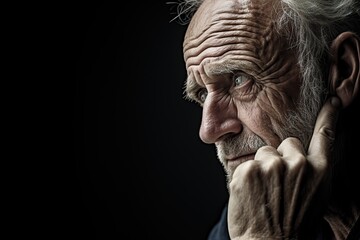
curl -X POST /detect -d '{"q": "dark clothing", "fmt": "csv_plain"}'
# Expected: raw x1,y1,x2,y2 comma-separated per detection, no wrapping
348,217,360,240
207,205,230,240
208,204,360,240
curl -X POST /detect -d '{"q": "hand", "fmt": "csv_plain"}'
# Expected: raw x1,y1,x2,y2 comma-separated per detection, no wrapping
227,97,341,240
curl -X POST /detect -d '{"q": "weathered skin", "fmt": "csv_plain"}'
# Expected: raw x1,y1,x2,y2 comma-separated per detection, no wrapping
183,0,343,238
183,0,302,179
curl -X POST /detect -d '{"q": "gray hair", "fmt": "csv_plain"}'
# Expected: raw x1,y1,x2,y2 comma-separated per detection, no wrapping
174,0,360,143
277,0,360,123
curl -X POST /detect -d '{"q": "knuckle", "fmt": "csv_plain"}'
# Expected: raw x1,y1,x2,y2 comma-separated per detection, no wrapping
283,137,302,145
262,157,283,174
278,137,303,151
230,161,259,190
255,145,276,160
257,145,276,154
234,160,258,177
288,154,307,171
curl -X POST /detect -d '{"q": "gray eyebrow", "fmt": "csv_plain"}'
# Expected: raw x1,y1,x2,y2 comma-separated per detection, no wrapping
184,75,200,101
204,59,258,76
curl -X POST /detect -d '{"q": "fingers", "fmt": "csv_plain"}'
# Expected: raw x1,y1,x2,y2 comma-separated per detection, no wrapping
307,96,341,169
277,137,306,159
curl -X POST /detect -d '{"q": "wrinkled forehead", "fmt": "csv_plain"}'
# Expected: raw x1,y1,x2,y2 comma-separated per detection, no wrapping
183,0,280,48
184,0,235,40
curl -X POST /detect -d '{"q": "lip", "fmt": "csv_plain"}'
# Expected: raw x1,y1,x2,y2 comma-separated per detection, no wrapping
227,153,256,170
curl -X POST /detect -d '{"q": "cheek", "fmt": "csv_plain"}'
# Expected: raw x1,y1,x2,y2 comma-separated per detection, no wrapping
238,94,287,147
257,86,298,125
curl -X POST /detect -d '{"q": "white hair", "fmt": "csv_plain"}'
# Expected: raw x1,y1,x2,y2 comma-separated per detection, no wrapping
175,0,360,145
277,0,360,137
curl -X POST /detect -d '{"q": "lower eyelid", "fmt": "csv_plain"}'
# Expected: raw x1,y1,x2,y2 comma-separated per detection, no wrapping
232,79,259,98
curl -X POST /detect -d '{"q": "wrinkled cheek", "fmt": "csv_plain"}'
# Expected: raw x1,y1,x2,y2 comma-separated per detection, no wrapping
257,92,291,127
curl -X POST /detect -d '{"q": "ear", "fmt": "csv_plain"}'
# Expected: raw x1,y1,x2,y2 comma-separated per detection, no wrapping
328,32,360,108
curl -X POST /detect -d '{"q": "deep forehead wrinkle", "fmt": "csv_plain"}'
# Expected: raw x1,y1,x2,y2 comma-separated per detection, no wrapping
183,0,277,51
183,10,265,50
183,13,275,71
183,9,271,54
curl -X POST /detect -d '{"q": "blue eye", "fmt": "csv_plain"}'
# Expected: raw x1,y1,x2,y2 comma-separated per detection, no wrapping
197,89,208,103
234,75,248,86
234,75,247,86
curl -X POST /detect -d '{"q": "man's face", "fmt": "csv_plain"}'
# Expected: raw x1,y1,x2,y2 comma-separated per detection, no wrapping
183,0,311,179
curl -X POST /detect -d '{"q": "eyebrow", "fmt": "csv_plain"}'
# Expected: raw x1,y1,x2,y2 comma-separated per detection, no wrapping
184,59,260,101
204,59,259,76
184,75,200,101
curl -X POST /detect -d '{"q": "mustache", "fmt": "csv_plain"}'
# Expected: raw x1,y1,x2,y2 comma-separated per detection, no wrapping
216,133,266,158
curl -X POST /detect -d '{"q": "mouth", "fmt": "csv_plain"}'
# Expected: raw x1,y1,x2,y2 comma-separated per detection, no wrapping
226,153,256,171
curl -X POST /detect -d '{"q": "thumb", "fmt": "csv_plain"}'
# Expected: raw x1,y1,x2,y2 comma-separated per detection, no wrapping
307,96,341,169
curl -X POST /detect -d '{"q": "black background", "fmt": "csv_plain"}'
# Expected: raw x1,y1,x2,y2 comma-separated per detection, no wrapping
70,1,228,239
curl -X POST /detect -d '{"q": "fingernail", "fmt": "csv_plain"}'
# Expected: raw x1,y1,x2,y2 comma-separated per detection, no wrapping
330,96,341,108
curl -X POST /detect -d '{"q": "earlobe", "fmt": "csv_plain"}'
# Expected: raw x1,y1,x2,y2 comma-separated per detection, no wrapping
328,32,360,108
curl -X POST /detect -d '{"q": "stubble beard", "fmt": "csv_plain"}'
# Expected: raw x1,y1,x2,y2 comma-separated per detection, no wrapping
215,97,319,187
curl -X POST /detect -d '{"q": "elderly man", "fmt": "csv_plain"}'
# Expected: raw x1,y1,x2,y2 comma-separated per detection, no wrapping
177,0,360,239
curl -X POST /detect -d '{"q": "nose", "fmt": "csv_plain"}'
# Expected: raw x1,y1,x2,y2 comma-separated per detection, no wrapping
199,96,243,144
